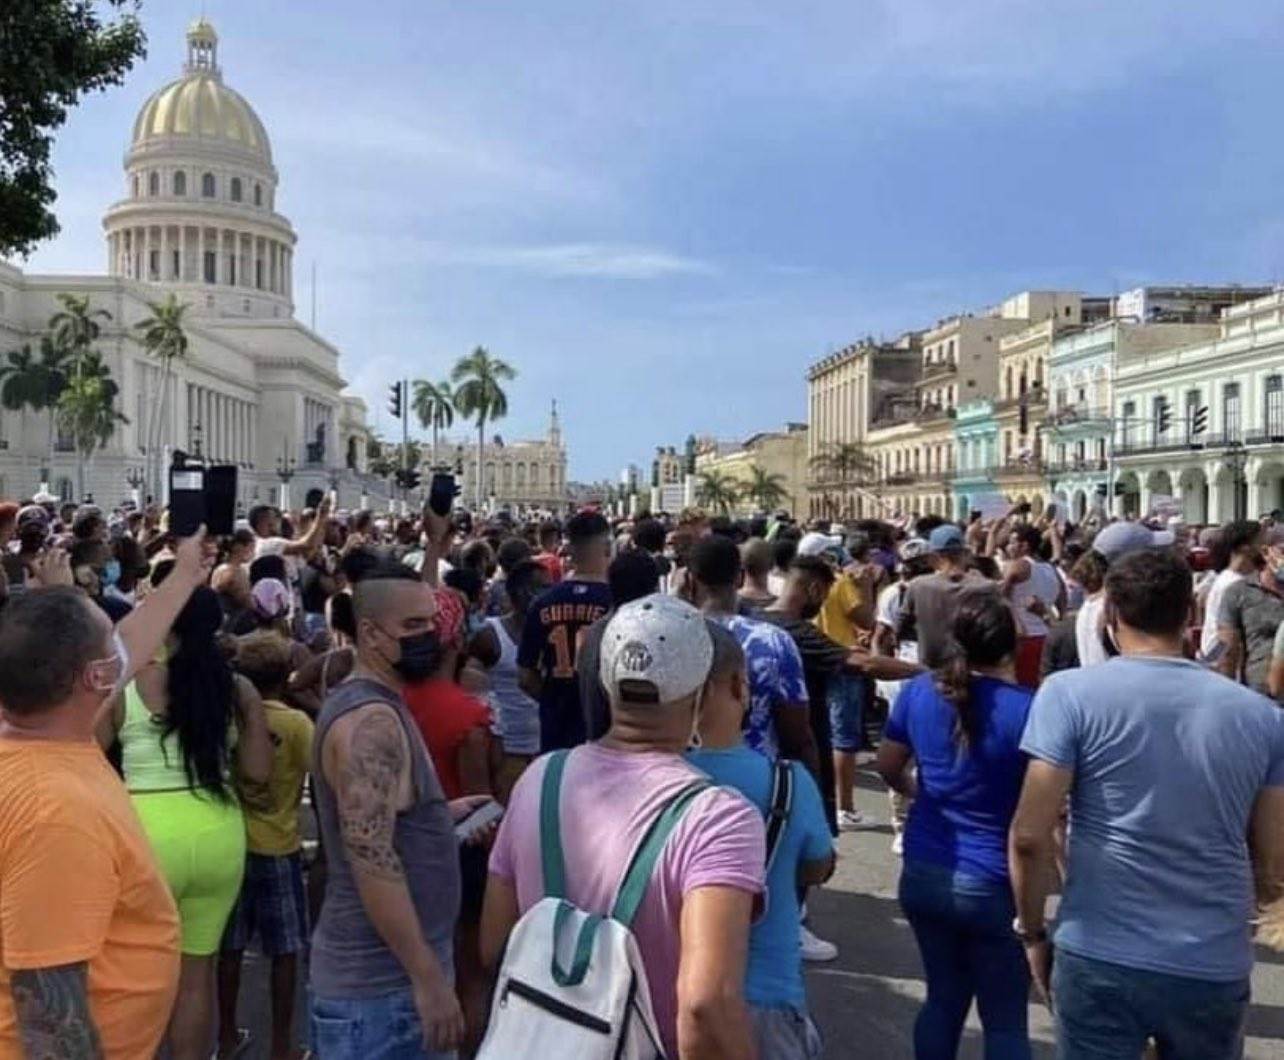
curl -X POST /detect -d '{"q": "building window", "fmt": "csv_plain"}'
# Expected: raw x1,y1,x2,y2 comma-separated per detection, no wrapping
203,250,216,283
56,477,74,502
132,174,140,198
148,171,159,196
229,256,237,286
255,259,263,289
254,183,263,207
1184,389,1201,440
1224,383,1242,440
230,177,242,202
1267,376,1284,437
201,172,215,197
172,249,180,279
148,250,159,280
173,171,186,196
1121,400,1136,448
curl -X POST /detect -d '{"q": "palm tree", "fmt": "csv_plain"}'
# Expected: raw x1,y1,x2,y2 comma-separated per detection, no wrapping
49,293,111,371
33,336,70,484
451,346,516,506
810,441,877,515
57,359,127,500
741,465,790,514
134,294,190,494
0,344,44,494
697,469,740,515
411,379,455,466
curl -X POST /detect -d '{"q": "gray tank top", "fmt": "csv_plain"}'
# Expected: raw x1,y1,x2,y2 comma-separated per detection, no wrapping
310,676,461,998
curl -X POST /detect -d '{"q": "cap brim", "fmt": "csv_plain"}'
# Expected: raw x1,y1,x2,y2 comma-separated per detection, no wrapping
1151,530,1176,547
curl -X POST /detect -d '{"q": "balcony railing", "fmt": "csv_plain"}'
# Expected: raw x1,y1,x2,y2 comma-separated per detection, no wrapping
919,356,957,379
914,403,958,424
995,457,1046,475
1046,457,1108,475
884,472,919,486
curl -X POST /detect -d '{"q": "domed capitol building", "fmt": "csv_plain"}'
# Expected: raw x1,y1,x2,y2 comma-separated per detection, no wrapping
0,19,385,507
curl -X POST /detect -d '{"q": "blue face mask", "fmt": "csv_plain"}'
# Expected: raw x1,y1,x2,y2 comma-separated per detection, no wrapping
102,559,122,587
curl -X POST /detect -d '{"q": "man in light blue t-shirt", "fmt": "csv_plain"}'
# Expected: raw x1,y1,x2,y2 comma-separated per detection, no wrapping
1011,548,1284,1060
688,622,835,1060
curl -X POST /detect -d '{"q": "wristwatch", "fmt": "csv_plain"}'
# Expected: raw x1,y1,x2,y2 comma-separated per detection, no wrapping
1012,917,1048,944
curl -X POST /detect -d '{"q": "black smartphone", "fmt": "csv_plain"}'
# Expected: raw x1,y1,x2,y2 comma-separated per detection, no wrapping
429,472,458,517
169,467,206,537
204,465,238,536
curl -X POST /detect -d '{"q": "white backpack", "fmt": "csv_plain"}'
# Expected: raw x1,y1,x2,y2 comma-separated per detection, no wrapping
477,749,708,1060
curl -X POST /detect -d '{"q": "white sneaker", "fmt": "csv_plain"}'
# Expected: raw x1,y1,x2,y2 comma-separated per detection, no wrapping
891,833,904,856
799,924,838,963
837,809,866,831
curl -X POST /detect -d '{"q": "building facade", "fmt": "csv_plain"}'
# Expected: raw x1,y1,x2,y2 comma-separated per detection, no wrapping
950,399,998,519
805,333,920,517
0,19,379,509
435,403,568,514
693,423,809,517
1112,289,1284,524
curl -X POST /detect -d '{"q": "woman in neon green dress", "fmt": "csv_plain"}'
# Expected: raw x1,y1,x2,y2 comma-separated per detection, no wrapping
100,585,271,1060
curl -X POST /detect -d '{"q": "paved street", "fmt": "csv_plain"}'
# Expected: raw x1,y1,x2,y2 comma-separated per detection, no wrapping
229,757,1284,1059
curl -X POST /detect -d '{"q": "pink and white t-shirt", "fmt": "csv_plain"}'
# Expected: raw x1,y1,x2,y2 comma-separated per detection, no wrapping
488,743,765,1057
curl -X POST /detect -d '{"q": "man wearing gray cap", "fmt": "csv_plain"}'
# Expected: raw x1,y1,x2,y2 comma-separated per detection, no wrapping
1217,524,1284,696
1074,521,1175,668
482,594,764,1059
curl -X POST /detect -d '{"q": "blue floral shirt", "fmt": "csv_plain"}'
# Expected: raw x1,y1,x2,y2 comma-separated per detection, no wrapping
709,614,809,760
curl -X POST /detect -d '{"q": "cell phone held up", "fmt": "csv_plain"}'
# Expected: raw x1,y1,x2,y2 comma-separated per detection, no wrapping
428,472,459,517
169,463,237,537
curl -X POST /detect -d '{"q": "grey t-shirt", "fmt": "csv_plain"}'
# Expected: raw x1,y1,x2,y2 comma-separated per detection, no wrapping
1219,576,1284,696
899,570,994,669
1023,656,1284,981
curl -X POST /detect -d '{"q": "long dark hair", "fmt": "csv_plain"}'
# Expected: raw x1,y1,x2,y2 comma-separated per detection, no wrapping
164,586,237,800
933,589,1017,753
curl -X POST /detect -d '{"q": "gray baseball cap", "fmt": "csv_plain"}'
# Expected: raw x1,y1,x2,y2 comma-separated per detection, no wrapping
599,594,715,706
1091,521,1175,561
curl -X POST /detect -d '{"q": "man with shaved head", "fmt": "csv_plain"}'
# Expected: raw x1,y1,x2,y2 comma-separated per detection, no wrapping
308,557,479,1057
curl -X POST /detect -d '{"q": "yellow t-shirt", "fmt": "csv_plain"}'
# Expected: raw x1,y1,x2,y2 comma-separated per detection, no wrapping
0,739,180,1060
242,700,314,856
816,574,866,649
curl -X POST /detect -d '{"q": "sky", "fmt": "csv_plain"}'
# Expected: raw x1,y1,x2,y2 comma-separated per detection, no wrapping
22,1,1284,481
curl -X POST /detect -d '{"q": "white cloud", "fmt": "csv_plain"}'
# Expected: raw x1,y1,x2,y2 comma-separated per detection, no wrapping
452,243,717,280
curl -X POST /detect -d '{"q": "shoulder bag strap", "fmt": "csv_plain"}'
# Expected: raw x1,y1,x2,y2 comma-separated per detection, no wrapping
764,759,794,874
610,781,709,929
539,750,571,900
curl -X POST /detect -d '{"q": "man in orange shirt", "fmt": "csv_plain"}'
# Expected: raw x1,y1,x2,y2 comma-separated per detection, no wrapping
0,533,211,1058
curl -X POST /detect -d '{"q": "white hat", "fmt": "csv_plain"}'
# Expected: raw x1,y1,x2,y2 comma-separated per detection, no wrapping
600,594,714,706
797,531,843,558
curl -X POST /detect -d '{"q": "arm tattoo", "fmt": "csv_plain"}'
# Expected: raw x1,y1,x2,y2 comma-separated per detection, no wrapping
338,709,408,880
11,963,103,1060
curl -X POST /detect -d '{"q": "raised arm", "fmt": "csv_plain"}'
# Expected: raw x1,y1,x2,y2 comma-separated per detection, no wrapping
282,496,332,558
116,529,213,684
327,704,463,1052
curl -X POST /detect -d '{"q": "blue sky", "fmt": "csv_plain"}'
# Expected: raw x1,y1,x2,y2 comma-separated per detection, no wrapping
23,1,1284,480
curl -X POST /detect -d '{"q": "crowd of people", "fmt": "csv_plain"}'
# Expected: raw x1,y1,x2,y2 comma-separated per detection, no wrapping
0,489,1280,1059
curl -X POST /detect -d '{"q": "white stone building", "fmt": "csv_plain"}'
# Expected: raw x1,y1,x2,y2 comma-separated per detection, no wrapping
1113,288,1284,523
0,19,380,509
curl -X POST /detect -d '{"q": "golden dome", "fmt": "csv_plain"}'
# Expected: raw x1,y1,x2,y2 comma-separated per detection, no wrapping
130,21,271,164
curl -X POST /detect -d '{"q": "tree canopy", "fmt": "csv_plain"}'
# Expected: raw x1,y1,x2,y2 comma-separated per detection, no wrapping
0,0,146,257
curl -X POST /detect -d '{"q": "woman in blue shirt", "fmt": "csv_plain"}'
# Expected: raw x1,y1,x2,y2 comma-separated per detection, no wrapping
876,588,1033,1060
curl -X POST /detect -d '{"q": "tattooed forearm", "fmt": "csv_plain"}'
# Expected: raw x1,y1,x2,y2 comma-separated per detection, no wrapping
11,962,103,1060
339,708,407,880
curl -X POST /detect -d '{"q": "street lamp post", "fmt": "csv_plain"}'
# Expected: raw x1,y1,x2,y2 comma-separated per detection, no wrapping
1224,439,1248,522
276,445,297,511
125,467,145,508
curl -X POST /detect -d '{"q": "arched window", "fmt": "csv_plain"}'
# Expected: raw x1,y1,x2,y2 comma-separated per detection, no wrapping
501,463,512,488
254,183,263,207
230,177,242,202
516,463,527,487
530,463,540,486
148,172,159,196
201,172,215,197
173,171,186,196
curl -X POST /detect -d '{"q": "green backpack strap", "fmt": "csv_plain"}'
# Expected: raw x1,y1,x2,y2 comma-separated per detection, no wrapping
610,781,709,928
540,750,571,900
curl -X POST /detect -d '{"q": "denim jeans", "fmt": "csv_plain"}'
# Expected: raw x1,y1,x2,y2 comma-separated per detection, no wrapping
828,670,867,752
898,859,1031,1060
310,987,457,1060
1052,948,1249,1060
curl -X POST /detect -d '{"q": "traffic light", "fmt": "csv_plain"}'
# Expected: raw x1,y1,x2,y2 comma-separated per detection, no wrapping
1157,397,1172,435
1192,405,1209,437
388,381,403,419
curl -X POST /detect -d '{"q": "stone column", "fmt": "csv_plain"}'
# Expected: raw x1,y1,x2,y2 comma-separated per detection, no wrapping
142,225,151,280
161,224,171,280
